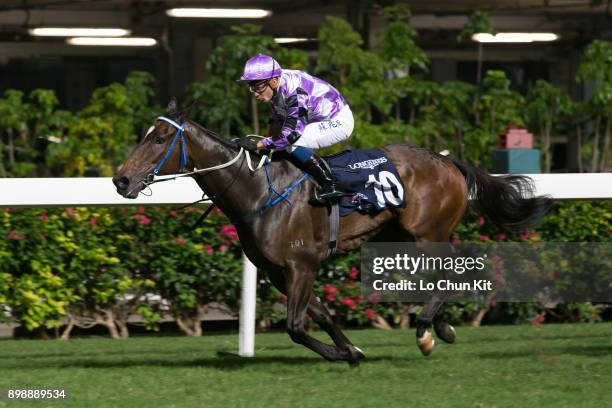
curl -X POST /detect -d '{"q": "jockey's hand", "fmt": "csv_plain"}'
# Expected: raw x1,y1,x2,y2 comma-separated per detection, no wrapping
236,136,258,152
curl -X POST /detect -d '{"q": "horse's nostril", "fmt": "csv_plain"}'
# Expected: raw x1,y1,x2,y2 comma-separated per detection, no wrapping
114,176,130,190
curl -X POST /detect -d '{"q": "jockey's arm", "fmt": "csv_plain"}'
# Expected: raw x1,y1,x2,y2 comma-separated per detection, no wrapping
268,120,283,139
257,120,283,149
259,89,308,150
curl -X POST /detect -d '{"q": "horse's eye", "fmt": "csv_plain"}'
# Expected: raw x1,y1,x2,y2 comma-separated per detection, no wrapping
155,136,165,144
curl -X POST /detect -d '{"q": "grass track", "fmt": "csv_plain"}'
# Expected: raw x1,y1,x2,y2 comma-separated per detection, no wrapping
0,323,611,407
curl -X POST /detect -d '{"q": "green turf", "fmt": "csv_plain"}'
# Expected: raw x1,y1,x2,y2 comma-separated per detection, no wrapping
0,323,611,407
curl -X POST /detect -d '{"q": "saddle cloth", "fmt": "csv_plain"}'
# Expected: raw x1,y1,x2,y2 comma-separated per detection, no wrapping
323,149,406,216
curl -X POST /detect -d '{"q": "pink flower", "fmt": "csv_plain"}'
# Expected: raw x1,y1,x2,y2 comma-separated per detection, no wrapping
340,297,357,310
489,300,497,308
477,216,486,226
219,244,228,253
520,228,532,241
365,309,377,320
490,255,503,269
368,292,380,303
132,214,151,225
39,214,49,221
7,230,25,240
219,225,239,241
89,217,97,227
479,235,490,241
138,206,145,214
451,236,461,244
326,294,336,302
495,232,507,241
203,244,213,255
65,208,75,219
531,314,545,327
349,267,359,280
176,238,186,245
169,210,177,217
323,284,339,295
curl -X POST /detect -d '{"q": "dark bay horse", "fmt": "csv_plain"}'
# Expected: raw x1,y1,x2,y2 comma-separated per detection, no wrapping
113,100,552,366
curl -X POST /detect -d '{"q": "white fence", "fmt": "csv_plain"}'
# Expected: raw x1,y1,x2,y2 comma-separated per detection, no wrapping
0,173,611,355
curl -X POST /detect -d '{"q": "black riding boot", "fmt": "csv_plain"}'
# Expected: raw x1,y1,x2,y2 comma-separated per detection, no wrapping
303,155,343,202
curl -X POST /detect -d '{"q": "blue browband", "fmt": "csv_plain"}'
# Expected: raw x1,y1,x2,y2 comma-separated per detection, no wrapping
151,116,188,176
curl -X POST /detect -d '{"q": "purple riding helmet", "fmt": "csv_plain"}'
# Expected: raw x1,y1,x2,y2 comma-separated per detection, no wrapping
239,54,282,81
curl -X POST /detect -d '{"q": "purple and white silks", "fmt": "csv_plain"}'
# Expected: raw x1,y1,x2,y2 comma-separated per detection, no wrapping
261,69,348,150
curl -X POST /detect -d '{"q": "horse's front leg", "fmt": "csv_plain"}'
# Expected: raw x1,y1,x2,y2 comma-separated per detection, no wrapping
307,297,365,367
284,260,357,366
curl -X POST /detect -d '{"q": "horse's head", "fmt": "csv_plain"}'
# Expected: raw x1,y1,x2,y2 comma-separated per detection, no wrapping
113,98,191,198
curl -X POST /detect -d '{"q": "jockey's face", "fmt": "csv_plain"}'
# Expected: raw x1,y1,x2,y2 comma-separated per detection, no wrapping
250,77,279,103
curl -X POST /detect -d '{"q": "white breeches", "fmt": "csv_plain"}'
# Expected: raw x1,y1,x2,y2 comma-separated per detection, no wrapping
290,105,354,151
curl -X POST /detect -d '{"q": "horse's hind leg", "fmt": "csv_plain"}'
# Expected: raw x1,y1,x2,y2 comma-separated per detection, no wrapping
307,297,365,365
284,260,358,366
431,242,458,344
414,240,455,355
433,307,456,343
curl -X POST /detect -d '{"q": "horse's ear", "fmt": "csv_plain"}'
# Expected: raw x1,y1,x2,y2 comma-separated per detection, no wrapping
166,97,178,114
180,102,195,121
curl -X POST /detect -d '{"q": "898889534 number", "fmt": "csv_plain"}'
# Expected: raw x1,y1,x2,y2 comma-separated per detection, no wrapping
2,389,68,400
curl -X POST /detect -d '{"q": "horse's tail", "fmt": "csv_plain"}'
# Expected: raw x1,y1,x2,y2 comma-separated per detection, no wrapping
449,157,553,232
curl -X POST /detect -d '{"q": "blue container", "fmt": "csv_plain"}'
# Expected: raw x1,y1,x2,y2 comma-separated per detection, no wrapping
491,149,541,174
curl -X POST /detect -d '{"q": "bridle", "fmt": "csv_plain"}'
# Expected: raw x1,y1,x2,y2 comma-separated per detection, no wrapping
129,114,311,230
138,116,272,190
147,116,188,182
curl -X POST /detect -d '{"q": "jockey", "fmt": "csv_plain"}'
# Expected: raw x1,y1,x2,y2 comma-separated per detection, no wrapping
236,53,354,201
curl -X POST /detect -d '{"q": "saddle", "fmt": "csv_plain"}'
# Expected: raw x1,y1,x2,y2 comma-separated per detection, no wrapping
322,148,406,217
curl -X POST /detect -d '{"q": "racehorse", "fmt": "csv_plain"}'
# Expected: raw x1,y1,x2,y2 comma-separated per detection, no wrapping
113,99,552,366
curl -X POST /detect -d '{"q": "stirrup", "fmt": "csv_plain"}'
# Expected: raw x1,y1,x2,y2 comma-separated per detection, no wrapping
309,188,343,205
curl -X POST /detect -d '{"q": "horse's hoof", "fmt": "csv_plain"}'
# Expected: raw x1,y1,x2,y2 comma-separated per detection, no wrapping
347,345,366,368
417,330,435,356
434,322,456,344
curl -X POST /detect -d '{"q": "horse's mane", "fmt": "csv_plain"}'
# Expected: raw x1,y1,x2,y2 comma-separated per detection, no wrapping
186,119,239,150
185,118,298,166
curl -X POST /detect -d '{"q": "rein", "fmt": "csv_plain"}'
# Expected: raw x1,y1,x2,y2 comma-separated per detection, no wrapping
133,115,334,256
141,116,275,227
144,116,272,187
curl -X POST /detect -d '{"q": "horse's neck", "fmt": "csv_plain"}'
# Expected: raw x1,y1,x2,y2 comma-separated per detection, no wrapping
186,123,275,219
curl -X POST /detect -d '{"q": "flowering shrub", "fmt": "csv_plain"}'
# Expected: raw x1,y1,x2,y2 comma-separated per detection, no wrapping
0,206,242,337
0,200,608,337
314,252,391,327
443,200,611,326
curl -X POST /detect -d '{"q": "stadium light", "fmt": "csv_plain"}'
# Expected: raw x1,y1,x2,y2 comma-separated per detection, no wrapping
67,37,157,46
274,38,312,44
29,27,130,37
472,33,559,43
166,8,272,18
